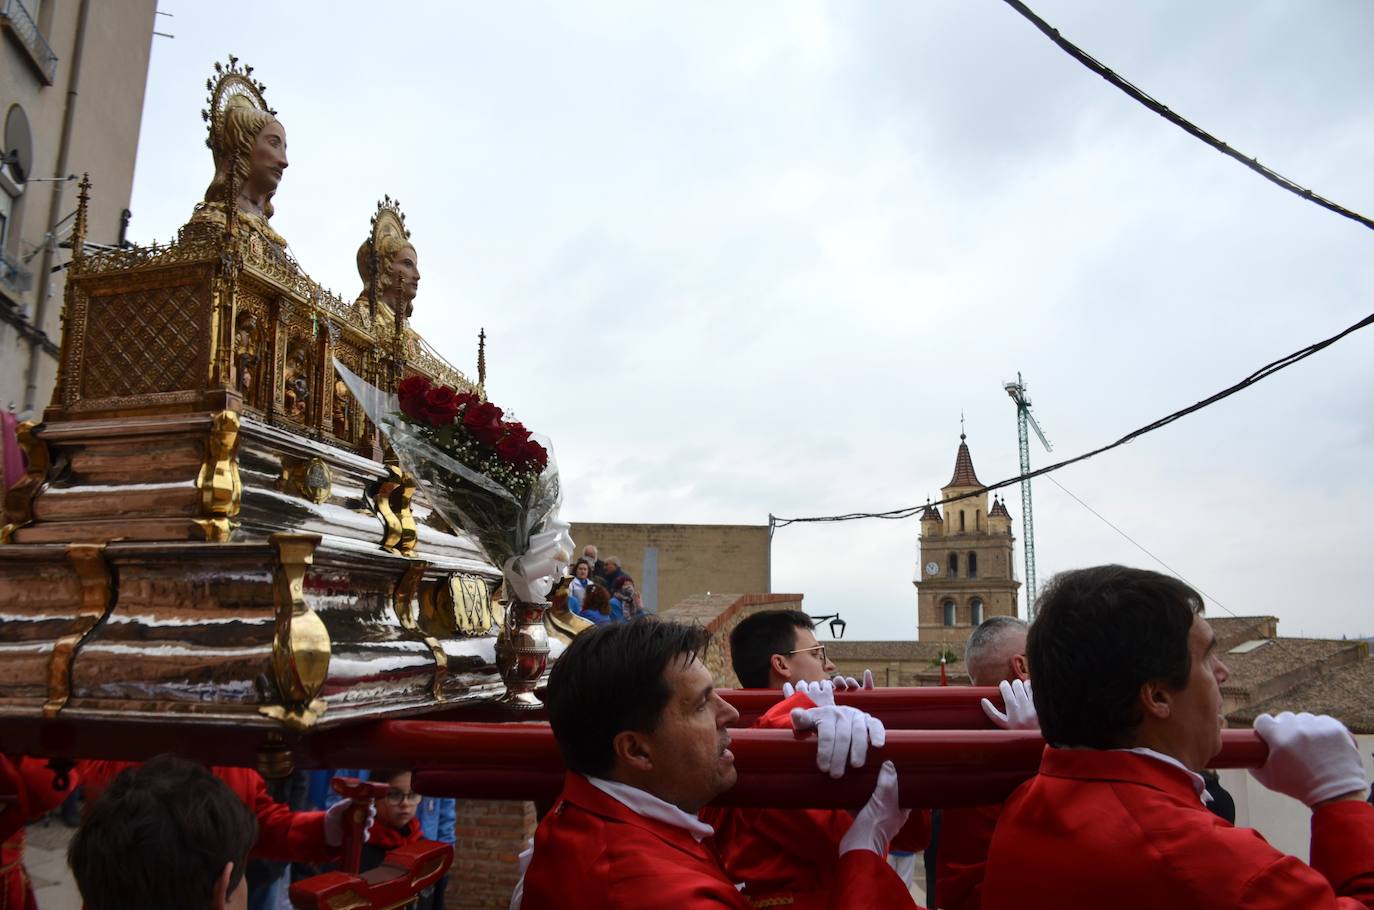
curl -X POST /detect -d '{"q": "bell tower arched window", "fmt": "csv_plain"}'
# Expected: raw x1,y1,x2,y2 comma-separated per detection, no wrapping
968,552,978,579
970,597,984,625
943,600,956,626
948,553,958,578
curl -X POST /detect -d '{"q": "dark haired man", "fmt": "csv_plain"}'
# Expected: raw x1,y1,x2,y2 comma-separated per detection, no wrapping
711,609,925,908
982,565,1374,909
519,618,916,909
69,754,258,910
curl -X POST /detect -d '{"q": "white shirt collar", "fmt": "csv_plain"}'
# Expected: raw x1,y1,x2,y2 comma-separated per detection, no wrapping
1116,747,1213,805
586,775,716,842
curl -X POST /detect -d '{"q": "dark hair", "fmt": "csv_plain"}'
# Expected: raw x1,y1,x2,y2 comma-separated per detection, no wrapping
69,755,257,910
1029,565,1203,749
583,584,611,614
729,610,815,688
547,618,710,777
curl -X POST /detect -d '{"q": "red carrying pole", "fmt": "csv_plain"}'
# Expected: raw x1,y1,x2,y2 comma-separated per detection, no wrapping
352,723,1268,811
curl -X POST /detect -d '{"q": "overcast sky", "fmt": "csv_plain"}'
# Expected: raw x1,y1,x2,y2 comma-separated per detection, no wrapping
128,1,1374,641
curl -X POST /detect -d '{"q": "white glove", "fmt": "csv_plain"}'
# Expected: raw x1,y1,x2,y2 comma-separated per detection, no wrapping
839,760,910,856
791,704,886,779
981,679,1039,731
1250,712,1368,807
782,677,836,707
509,838,535,910
323,798,377,847
831,669,875,691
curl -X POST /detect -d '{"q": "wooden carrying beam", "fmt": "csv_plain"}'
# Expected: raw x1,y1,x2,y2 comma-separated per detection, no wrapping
721,687,1002,729
330,722,1269,810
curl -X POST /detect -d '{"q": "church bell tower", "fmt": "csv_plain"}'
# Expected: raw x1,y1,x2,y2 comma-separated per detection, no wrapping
914,433,1021,644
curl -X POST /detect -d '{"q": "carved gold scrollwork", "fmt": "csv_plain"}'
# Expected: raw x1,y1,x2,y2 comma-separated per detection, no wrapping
278,454,333,504
374,463,404,552
1,421,51,543
393,561,447,699
43,544,114,717
195,410,241,542
260,532,330,730
394,469,418,554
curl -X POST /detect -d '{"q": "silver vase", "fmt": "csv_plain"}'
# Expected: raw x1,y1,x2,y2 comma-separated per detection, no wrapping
495,599,550,710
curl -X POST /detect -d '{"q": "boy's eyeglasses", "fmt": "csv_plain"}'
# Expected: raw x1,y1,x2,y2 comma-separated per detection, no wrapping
385,789,423,806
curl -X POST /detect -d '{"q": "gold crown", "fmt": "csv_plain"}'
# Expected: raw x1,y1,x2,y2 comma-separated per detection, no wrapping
370,194,412,249
200,54,274,152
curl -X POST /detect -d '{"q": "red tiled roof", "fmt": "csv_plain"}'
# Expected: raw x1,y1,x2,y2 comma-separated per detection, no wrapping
989,497,1011,518
945,435,984,489
921,502,942,522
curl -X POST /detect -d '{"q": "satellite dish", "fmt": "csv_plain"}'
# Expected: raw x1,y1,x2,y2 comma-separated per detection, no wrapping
4,105,33,184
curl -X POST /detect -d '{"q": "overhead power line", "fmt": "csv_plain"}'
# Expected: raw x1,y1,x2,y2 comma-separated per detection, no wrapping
1000,0,1374,234
770,307,1374,532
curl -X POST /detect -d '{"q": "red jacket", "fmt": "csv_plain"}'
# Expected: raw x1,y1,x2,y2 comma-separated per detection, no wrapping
78,761,335,865
983,747,1374,910
521,771,914,910
704,692,927,909
934,802,1000,910
1,756,75,910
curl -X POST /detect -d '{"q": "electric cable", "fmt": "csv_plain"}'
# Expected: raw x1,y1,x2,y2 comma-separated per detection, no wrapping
1000,0,1374,234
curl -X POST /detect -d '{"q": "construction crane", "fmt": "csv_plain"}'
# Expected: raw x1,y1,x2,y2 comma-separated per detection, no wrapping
1004,372,1052,617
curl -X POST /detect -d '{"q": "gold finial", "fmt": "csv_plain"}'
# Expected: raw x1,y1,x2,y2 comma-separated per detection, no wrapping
71,174,91,261
477,328,487,389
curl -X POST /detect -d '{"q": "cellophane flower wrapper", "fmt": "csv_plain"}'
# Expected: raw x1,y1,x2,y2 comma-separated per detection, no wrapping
335,360,573,603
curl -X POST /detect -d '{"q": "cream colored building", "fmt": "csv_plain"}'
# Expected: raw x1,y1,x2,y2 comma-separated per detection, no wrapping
1,0,157,416
568,521,770,616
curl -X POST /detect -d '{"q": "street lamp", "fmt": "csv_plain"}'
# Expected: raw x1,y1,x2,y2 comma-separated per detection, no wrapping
808,613,846,639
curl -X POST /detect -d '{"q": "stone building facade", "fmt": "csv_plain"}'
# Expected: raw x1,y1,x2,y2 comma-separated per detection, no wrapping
1,0,157,415
914,434,1020,643
568,522,770,616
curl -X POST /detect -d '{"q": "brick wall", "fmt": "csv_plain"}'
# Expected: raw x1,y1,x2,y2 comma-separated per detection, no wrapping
449,800,537,909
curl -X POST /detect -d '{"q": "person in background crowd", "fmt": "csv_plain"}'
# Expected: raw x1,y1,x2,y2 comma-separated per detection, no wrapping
568,560,595,611
69,755,257,910
576,584,616,624
715,609,927,909
518,619,917,909
581,545,605,583
601,556,628,594
982,565,1374,909
610,577,641,620
245,770,311,910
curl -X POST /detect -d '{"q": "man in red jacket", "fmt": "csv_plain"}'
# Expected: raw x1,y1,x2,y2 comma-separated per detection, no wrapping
935,616,1030,910
79,759,363,865
708,609,930,909
518,618,917,910
982,565,1374,909
70,755,258,910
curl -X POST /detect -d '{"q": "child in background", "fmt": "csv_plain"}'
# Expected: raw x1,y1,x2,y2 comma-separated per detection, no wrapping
362,769,423,873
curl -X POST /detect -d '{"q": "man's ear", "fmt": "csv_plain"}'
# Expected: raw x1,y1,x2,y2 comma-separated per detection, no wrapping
211,861,234,910
1139,679,1172,721
611,729,654,774
770,653,791,683
1010,654,1030,681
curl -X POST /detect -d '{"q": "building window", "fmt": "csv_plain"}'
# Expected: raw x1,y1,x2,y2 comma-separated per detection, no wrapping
968,552,978,579
943,600,956,627
970,598,984,625
959,510,966,532
976,509,981,531
948,553,958,579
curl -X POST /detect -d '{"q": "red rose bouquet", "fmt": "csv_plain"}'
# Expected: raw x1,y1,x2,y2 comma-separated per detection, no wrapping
335,362,572,605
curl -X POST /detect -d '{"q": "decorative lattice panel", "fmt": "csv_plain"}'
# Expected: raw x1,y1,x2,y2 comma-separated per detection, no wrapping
81,285,206,400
